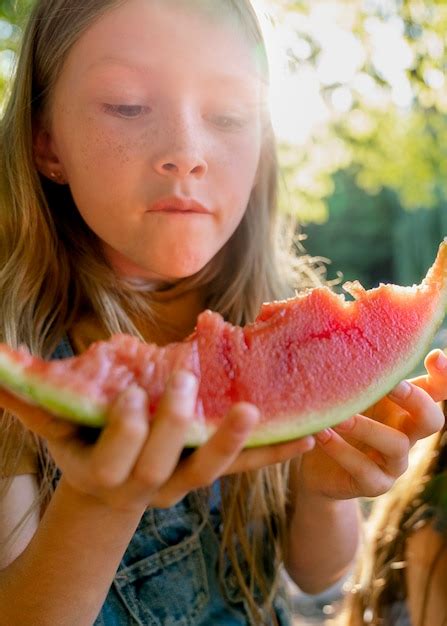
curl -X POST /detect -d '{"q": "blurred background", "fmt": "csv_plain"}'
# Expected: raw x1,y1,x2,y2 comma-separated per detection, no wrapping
1,0,446,623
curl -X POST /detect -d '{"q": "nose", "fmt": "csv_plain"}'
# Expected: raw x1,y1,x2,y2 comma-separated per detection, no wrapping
154,157,208,179
151,116,208,180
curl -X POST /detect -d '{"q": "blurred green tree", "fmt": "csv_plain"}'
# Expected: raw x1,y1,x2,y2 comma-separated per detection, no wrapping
272,0,447,221
0,0,32,110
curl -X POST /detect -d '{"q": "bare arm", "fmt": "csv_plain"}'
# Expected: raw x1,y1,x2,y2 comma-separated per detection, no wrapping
0,476,144,626
284,459,360,593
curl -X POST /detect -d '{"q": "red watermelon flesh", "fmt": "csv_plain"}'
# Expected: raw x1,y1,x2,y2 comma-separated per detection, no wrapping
0,239,446,447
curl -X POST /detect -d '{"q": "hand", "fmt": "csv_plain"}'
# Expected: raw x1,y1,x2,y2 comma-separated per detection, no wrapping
0,373,314,511
293,372,445,502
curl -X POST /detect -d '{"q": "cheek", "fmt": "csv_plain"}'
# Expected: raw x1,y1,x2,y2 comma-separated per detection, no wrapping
79,134,134,176
55,107,140,178
235,129,262,181
220,138,261,206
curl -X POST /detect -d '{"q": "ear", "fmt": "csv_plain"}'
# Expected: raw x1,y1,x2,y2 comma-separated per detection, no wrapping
32,119,67,183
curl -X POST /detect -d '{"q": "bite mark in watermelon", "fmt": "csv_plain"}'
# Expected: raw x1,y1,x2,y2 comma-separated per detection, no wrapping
1,239,447,447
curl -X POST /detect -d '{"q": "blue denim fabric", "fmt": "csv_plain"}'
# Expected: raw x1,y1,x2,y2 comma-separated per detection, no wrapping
51,335,76,360
51,337,292,626
382,601,412,626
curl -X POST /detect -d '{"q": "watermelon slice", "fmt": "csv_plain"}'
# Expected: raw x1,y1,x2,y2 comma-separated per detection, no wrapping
0,239,446,447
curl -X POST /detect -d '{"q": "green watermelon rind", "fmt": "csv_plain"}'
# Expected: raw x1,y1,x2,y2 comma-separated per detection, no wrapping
0,353,106,428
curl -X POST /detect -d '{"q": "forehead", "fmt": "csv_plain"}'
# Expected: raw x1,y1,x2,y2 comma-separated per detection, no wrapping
59,0,264,90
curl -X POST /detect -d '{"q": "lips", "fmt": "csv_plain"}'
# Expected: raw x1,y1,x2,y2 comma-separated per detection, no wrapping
147,196,210,214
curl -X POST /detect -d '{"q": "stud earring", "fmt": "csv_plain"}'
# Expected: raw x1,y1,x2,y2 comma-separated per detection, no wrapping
49,171,66,184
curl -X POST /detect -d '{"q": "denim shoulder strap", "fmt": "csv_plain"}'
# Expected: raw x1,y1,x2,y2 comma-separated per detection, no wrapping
51,335,75,360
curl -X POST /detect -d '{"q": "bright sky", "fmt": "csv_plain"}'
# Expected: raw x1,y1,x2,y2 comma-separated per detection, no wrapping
252,0,419,145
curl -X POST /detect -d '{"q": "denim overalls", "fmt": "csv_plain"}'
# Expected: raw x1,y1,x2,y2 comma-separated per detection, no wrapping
52,337,292,626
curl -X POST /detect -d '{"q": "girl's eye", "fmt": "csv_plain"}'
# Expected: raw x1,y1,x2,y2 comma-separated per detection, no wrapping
103,104,150,119
209,114,247,130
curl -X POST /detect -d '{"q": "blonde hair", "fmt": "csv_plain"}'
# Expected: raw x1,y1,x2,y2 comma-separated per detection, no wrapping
341,419,447,626
0,1,324,622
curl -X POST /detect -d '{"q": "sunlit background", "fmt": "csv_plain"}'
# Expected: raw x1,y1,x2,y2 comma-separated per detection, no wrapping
255,0,426,143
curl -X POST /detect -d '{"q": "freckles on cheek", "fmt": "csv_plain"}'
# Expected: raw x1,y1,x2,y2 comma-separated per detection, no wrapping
67,112,145,176
78,131,133,174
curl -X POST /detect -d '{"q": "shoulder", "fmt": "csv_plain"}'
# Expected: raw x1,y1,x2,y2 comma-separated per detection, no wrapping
405,523,447,626
0,474,40,569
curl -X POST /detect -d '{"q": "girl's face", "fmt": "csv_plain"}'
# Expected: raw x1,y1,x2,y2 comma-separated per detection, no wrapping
39,0,264,282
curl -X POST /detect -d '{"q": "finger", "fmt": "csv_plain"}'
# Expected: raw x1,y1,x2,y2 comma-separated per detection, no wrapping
409,350,447,401
87,385,150,488
0,387,76,439
419,350,447,402
159,402,260,498
315,428,396,497
226,435,315,475
334,414,409,476
387,381,445,445
425,348,447,376
130,371,198,491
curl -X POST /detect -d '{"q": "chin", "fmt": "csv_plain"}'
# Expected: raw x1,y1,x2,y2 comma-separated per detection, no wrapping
165,261,210,280
111,246,214,281
124,255,211,282
164,252,217,280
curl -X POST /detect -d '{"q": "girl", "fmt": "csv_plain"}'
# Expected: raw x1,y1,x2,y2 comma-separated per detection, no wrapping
341,363,447,626
0,1,445,624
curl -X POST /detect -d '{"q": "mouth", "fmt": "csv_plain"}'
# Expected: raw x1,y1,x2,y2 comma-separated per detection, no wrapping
147,196,210,214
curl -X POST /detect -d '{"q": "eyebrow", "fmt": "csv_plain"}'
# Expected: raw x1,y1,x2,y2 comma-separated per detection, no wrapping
87,56,152,75
87,56,263,89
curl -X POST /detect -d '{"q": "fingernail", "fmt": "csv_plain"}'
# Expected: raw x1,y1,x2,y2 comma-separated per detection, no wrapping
241,404,261,424
120,384,145,406
169,371,197,393
231,403,260,432
435,351,447,371
316,429,332,444
113,385,146,416
301,436,315,451
389,381,411,400
335,416,355,432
